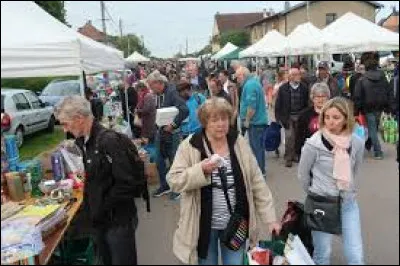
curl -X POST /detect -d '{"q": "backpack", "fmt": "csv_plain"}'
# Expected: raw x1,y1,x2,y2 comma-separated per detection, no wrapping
360,76,389,108
96,129,150,212
263,122,282,152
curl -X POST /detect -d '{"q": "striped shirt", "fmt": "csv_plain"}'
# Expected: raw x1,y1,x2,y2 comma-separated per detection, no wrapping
211,155,236,230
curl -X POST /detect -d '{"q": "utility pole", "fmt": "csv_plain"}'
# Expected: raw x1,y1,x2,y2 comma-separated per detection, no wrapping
185,37,188,55
119,18,123,38
306,1,310,21
100,1,108,44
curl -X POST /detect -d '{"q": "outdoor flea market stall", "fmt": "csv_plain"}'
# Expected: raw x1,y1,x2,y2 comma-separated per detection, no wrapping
0,1,128,264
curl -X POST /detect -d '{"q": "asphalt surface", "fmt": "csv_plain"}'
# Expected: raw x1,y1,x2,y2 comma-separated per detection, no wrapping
135,142,399,265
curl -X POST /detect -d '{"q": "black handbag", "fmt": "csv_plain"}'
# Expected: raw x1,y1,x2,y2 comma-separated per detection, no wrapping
304,192,342,235
218,166,249,251
203,134,248,251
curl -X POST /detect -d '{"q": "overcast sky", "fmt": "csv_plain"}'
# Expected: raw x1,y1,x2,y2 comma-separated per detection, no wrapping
64,1,399,58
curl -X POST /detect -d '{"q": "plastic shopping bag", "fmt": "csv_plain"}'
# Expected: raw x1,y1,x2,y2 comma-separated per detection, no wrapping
58,140,84,174
353,123,368,141
284,234,315,265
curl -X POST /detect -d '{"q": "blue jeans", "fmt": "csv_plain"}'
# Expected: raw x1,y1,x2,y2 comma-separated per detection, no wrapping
312,197,364,265
198,229,245,265
155,129,180,189
248,125,267,175
365,112,383,157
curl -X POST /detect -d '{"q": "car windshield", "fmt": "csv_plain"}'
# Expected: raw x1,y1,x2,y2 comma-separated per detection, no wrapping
42,81,81,96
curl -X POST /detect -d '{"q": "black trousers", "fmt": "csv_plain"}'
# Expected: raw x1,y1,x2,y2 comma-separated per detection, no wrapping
95,220,138,265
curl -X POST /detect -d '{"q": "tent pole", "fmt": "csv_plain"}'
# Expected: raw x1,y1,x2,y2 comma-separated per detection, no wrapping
80,70,86,97
256,57,259,76
125,86,130,126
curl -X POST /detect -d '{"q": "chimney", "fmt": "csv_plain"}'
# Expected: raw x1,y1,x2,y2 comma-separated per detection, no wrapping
87,20,92,25
263,8,268,18
284,1,290,11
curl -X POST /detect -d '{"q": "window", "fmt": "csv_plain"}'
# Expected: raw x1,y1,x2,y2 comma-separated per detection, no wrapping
25,91,42,109
42,81,81,96
326,13,337,25
332,54,341,61
12,93,31,110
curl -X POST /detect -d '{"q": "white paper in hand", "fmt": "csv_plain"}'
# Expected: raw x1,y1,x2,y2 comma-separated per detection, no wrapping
156,107,178,127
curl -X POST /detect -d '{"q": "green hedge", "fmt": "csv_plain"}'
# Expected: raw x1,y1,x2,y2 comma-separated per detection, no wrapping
1,76,77,92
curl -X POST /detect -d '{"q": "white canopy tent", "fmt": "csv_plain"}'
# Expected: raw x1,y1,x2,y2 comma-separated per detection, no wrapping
239,30,287,58
211,42,238,60
284,22,325,56
178,57,200,62
323,12,399,54
1,1,125,78
125,51,150,63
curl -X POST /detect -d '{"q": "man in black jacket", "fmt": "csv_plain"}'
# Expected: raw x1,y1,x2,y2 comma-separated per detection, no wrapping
389,66,399,167
120,82,138,137
275,67,309,167
55,96,139,265
354,53,393,159
147,70,189,197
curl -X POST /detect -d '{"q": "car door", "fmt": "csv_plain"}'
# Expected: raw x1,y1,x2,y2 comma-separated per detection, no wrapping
24,91,50,132
11,93,34,134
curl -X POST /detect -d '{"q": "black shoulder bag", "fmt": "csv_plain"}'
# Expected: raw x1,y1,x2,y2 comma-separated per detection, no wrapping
204,135,248,251
304,136,346,235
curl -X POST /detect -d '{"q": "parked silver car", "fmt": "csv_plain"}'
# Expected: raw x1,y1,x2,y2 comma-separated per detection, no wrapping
39,79,82,107
1,89,55,147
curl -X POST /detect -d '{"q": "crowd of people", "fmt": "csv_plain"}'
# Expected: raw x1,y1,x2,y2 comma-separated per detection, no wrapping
56,51,398,265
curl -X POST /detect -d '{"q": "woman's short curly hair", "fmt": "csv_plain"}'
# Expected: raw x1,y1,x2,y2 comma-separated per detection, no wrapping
197,97,233,128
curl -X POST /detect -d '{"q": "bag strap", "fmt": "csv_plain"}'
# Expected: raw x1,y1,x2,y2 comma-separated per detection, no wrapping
204,133,234,215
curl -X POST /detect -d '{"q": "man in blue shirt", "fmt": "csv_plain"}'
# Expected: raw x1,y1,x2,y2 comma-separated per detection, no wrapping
236,66,268,176
177,81,206,139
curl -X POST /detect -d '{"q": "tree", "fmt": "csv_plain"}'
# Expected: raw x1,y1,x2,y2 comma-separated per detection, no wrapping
219,30,250,48
35,1,67,24
108,34,151,58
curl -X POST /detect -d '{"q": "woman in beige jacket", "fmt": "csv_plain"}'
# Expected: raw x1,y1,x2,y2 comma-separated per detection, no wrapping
167,97,280,265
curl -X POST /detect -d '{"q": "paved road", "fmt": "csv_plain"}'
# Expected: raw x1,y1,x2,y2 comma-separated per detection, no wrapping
136,142,399,265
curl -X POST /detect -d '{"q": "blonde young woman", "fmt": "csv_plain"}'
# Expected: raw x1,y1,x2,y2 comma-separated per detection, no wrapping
167,98,280,265
298,97,365,265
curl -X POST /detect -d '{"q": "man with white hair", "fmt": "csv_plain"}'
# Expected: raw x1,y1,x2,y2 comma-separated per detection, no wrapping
236,66,268,176
147,70,189,197
187,63,207,95
55,96,142,264
275,67,309,167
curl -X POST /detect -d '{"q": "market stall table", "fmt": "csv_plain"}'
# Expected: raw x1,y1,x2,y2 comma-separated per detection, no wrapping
33,189,83,265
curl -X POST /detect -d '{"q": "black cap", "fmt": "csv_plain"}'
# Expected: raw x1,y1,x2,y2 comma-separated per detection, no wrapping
318,61,329,69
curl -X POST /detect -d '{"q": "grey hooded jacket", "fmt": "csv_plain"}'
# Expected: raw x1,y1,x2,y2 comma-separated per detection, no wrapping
298,131,364,197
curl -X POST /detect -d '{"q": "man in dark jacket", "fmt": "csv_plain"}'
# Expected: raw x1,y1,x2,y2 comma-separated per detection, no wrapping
309,61,340,98
354,53,393,159
147,70,189,197
349,63,365,102
389,66,399,167
55,96,140,265
188,64,208,95
275,67,309,167
120,82,138,137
